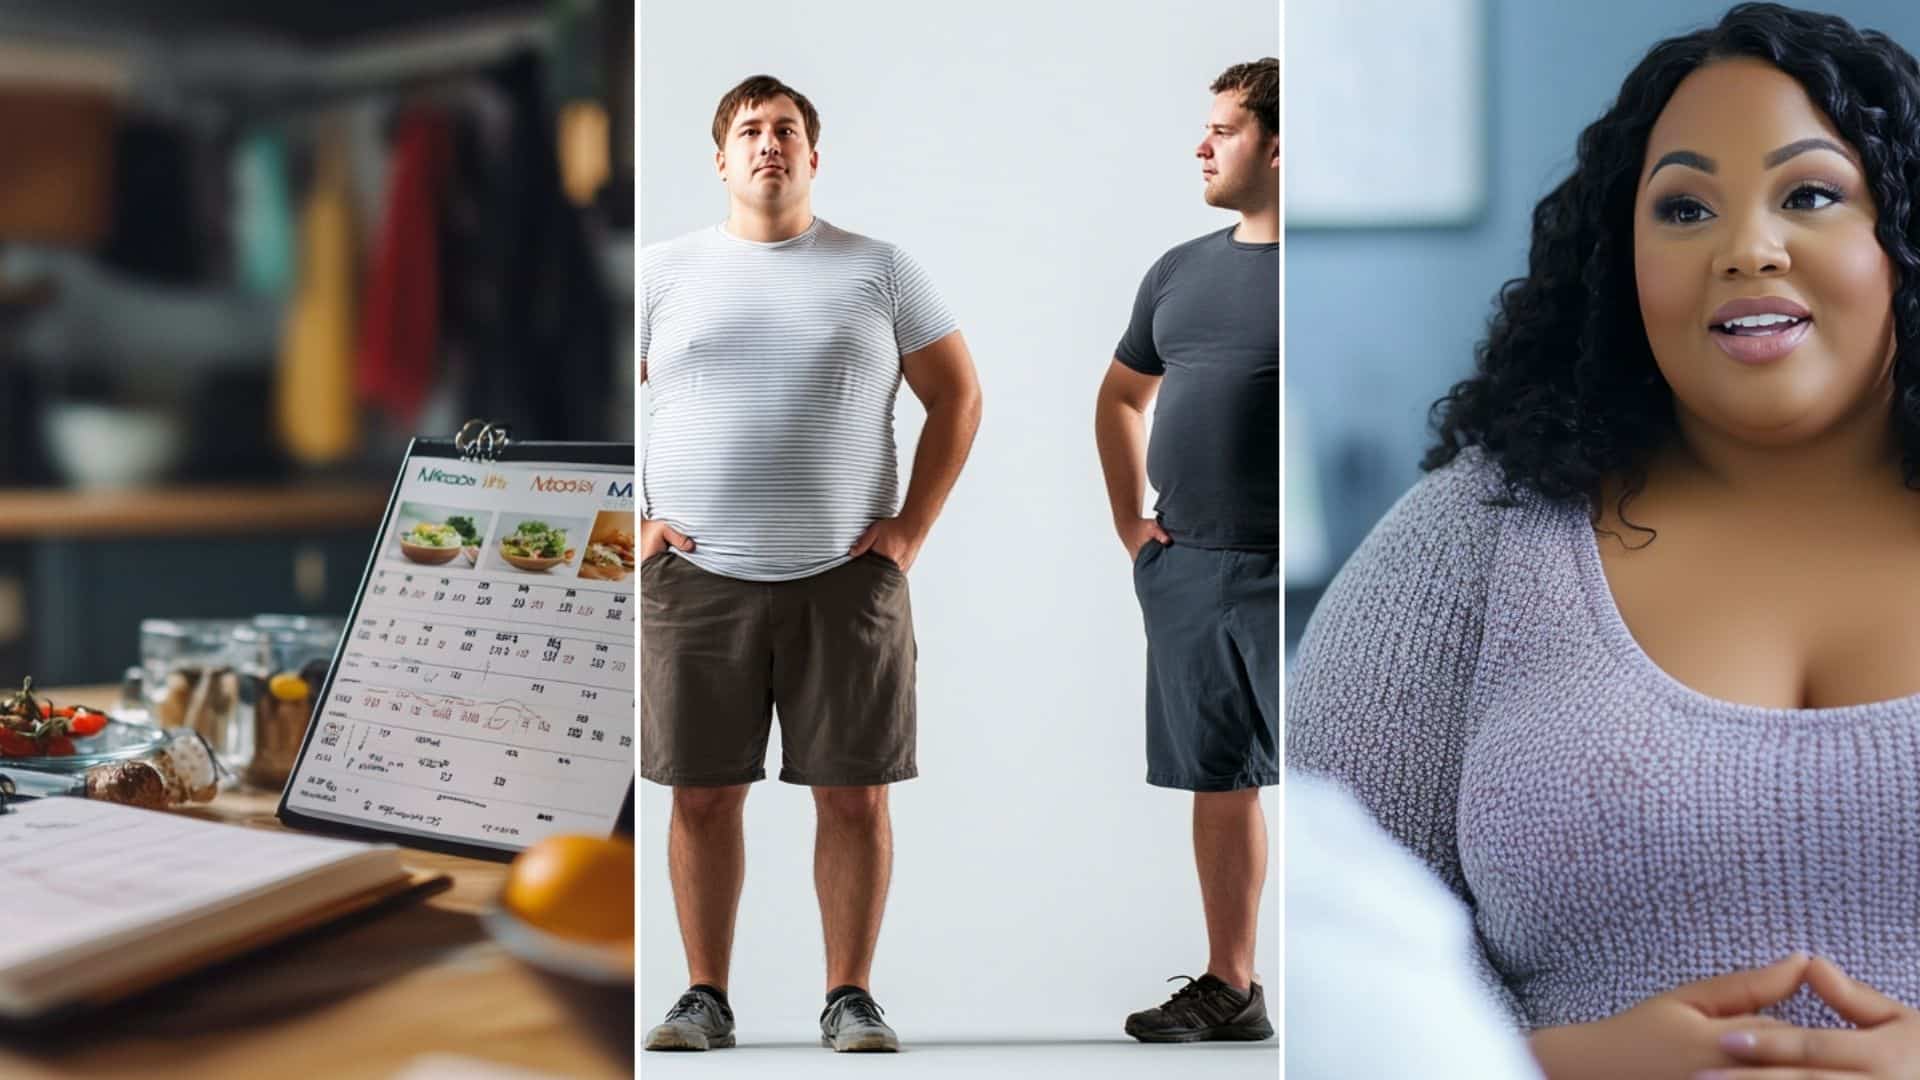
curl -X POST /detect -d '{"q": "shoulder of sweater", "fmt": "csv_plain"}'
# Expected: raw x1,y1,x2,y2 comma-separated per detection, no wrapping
1317,447,1554,617
1376,446,1518,539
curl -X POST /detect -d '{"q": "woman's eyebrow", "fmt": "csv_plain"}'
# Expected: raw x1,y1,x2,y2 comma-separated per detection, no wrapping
1646,137,1854,181
1647,149,1715,179
1763,137,1852,167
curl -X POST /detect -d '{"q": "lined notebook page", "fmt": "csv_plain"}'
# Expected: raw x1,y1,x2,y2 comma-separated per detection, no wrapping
0,797,397,974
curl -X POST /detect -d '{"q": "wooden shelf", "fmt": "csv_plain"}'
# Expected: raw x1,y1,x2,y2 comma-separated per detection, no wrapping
0,484,389,538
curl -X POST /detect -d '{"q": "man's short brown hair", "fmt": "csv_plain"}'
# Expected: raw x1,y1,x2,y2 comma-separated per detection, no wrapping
711,74,821,151
1211,58,1277,140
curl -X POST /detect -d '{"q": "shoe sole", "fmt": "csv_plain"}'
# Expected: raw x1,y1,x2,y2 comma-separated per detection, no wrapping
644,1028,736,1051
820,1034,901,1052
1124,1020,1275,1043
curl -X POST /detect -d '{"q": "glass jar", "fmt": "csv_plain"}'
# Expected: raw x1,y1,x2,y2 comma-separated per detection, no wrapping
139,618,247,771
231,614,344,791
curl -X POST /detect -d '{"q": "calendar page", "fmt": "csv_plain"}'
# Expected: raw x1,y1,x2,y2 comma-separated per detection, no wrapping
279,441,634,859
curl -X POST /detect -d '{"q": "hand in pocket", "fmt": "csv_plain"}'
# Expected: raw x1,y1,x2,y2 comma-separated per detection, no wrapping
1117,516,1172,560
640,519,695,560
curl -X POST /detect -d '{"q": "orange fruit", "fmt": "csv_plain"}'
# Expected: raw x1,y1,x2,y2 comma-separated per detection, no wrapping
503,834,634,943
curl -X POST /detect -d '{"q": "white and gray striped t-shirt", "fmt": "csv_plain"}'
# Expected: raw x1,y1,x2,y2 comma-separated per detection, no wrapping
640,218,959,581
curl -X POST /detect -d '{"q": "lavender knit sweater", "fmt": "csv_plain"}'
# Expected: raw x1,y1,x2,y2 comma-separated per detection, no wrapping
1288,449,1920,1031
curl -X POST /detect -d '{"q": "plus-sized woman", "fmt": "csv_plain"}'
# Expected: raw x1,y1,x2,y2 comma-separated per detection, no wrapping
1292,4,1920,1078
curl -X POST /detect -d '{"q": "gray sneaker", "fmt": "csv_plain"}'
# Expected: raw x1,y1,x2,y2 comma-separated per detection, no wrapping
819,989,900,1052
644,987,736,1051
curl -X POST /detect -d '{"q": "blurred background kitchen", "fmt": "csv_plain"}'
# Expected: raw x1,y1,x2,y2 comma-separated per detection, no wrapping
1284,0,1920,651
0,0,632,686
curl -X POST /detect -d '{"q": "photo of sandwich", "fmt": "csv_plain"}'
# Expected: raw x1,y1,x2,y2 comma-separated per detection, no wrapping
578,511,637,582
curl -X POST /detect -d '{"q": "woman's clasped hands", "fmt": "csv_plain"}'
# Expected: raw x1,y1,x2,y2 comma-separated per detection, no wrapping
1529,954,1920,1080
1704,956,1920,1080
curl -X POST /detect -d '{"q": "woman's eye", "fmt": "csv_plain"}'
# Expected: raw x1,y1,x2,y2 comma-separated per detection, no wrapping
1784,184,1842,211
1655,196,1713,225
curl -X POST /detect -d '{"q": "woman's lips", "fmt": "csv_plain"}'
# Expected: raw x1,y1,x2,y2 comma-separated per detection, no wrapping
1710,318,1812,364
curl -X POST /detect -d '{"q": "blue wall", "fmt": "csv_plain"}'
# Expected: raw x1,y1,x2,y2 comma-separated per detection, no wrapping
1287,0,1920,580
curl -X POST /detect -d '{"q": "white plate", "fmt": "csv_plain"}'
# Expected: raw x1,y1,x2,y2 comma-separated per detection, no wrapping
479,904,632,986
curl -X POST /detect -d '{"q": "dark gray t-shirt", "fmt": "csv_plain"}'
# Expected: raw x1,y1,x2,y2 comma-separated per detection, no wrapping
1115,225,1278,550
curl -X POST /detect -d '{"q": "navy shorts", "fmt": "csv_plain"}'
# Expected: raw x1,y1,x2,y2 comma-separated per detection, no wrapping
1132,540,1279,791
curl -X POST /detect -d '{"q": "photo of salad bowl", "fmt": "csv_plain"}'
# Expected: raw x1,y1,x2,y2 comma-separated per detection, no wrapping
399,538,462,565
497,519,581,573
501,549,577,572
392,507,491,567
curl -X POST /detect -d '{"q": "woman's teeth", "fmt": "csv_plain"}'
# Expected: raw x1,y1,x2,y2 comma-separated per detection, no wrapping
1717,314,1805,335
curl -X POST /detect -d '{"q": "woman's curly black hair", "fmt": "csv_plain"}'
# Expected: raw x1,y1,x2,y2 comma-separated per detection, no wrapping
1425,2,1920,512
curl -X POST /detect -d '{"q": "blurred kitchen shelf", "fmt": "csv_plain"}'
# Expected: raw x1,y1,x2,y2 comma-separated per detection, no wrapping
0,1,545,49
0,483,388,537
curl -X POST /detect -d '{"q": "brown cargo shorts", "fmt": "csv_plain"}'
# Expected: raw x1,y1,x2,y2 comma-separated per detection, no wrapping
640,551,917,787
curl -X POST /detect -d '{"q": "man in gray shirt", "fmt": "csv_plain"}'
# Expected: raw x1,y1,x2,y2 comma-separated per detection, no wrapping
1094,57,1279,1043
640,75,983,1054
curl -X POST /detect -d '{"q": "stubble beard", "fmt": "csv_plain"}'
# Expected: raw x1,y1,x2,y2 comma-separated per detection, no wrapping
1203,170,1244,211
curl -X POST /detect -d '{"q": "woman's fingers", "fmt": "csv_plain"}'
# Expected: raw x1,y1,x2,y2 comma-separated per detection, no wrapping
1715,1024,1876,1071
1804,956,1905,1028
1676,954,1812,1018
1697,1060,1858,1068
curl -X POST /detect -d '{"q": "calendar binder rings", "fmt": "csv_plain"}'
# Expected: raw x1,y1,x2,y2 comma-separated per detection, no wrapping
277,422,636,862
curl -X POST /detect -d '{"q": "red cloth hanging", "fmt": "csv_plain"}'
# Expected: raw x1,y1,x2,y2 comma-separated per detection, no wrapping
357,108,451,422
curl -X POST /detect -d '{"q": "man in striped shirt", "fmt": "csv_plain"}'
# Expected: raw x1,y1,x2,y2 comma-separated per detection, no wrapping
639,74,982,1055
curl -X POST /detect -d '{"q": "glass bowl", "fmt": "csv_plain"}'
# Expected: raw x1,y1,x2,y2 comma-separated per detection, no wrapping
1,719,170,773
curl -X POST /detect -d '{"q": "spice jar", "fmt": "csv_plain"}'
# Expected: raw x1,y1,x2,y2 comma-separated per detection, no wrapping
139,618,246,770
232,615,344,790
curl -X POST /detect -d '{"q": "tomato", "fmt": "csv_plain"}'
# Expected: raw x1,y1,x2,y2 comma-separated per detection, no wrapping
68,711,107,737
41,735,75,757
0,729,33,756
52,705,76,719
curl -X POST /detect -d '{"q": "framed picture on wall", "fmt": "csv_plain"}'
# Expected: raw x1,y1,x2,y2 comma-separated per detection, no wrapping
1285,0,1486,228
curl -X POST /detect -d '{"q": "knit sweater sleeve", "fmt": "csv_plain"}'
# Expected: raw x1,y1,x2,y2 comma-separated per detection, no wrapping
1287,451,1524,1023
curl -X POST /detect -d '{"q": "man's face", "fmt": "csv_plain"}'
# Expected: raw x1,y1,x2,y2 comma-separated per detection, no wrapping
1196,91,1277,211
715,94,817,212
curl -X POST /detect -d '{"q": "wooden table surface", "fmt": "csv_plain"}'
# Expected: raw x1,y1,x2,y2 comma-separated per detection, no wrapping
0,690,634,1080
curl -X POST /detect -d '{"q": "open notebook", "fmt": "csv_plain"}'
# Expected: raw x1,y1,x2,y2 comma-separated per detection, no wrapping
0,797,434,1020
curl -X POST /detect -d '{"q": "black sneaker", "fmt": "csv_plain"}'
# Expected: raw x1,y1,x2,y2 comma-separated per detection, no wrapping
644,987,736,1051
819,989,900,1052
1124,974,1274,1043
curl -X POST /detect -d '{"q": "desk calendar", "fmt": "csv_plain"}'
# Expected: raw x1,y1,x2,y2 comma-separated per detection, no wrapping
278,432,634,860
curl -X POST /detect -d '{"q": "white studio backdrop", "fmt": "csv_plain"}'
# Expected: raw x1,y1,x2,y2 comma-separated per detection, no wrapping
638,0,1281,1046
